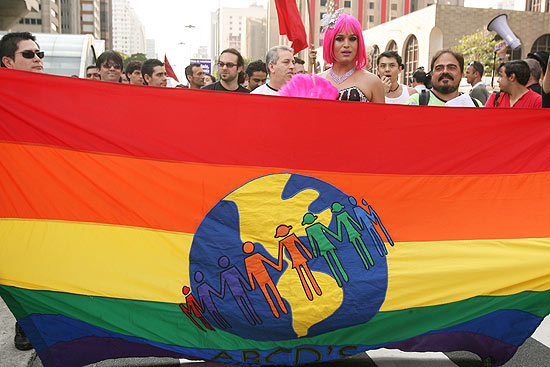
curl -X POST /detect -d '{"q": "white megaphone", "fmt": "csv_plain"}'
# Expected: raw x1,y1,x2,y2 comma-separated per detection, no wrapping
487,14,521,50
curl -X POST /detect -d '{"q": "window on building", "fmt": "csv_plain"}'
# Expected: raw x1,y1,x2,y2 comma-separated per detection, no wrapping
321,0,328,6
369,2,375,9
344,0,351,7
404,35,418,85
31,18,36,24
531,34,550,53
37,19,42,25
526,0,542,11
411,0,418,12
82,3,93,11
19,18,24,24
369,15,374,23
51,23,57,31
82,14,93,22
391,3,397,10
386,40,397,52
51,9,57,18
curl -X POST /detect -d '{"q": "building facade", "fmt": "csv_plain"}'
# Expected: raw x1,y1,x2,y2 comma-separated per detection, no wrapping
59,0,106,46
12,0,61,33
210,4,266,59
112,0,145,55
355,4,550,83
100,0,112,50
1,0,40,30
525,0,550,11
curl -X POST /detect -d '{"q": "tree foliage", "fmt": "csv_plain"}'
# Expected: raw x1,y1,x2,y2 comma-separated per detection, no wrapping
120,53,148,68
453,29,498,76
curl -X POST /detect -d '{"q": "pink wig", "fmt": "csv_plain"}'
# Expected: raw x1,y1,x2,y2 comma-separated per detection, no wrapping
322,13,367,70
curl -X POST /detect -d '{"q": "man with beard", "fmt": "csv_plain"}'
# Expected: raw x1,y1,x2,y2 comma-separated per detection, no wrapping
408,50,481,107
201,48,250,93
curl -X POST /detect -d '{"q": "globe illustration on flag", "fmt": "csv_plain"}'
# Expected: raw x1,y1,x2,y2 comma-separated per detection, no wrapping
189,173,389,341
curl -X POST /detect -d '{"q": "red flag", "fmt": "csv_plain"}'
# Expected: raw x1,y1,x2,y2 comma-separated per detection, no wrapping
274,0,308,53
164,54,179,82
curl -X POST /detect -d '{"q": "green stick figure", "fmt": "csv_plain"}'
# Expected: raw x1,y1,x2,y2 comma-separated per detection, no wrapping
302,212,349,287
332,202,375,270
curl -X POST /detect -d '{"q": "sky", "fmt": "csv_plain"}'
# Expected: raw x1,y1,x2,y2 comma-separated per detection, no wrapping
129,0,267,80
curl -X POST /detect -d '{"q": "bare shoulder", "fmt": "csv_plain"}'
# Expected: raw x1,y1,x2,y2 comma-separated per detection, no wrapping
355,69,385,103
356,69,380,82
408,86,418,95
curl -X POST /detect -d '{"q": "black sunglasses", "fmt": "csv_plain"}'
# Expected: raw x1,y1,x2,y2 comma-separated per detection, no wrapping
102,61,122,69
18,50,44,59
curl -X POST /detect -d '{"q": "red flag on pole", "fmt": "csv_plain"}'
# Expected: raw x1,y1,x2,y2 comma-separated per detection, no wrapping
164,54,179,82
274,0,308,53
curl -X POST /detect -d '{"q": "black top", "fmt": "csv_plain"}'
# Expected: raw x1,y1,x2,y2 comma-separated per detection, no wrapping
201,81,250,93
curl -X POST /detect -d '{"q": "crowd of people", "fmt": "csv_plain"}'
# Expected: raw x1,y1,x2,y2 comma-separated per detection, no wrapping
0,9,549,352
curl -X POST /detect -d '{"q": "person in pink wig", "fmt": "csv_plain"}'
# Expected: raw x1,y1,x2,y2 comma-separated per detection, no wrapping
318,11,384,103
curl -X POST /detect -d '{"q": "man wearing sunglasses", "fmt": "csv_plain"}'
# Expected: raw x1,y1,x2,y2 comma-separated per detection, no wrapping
95,51,123,83
0,32,44,73
202,48,250,93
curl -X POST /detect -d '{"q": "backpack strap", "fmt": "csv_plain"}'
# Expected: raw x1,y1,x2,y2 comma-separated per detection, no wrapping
469,95,481,107
419,89,430,105
493,91,501,107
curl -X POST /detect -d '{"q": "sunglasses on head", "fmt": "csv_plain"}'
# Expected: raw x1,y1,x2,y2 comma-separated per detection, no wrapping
18,50,44,59
102,61,122,69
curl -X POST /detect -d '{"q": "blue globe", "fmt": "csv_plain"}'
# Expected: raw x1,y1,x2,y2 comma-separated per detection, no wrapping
189,173,388,341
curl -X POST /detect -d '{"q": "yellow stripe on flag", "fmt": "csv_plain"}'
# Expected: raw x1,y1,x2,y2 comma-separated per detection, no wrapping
0,219,192,303
1,219,549,308
381,238,550,311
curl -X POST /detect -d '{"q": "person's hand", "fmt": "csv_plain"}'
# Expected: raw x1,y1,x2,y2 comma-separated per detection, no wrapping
495,40,508,62
309,49,317,62
380,75,392,94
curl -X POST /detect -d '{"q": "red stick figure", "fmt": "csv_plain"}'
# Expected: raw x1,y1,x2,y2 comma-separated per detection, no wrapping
275,224,322,301
242,241,288,318
179,285,214,332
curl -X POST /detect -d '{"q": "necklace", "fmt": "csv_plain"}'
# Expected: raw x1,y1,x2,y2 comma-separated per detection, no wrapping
389,84,400,93
330,67,355,84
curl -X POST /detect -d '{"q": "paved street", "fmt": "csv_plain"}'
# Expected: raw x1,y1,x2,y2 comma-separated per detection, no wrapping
1,297,548,367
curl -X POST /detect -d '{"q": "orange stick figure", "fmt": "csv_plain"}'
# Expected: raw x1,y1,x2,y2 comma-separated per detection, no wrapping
242,241,288,318
179,285,214,332
275,224,322,301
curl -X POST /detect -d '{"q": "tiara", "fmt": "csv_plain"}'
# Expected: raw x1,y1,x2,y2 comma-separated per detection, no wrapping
320,8,344,34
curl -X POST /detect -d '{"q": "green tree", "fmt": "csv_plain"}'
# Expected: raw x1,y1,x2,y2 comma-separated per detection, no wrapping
453,29,498,76
119,53,147,68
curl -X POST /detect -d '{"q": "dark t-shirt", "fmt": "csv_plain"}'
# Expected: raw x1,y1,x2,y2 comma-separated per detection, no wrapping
201,81,250,93
543,91,550,108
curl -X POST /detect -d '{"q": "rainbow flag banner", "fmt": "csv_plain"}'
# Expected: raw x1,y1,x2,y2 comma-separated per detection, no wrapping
1,69,549,367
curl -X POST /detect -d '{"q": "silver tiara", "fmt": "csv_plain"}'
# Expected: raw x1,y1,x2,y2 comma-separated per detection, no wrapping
320,8,344,34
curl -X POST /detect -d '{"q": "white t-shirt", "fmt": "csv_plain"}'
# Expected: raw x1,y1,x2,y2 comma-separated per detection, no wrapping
251,83,279,96
385,84,411,105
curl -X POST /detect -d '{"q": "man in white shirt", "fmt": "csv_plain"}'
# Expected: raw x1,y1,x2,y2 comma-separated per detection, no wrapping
252,46,295,96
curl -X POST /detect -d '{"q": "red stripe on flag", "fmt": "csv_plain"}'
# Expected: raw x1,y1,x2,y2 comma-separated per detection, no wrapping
1,69,550,175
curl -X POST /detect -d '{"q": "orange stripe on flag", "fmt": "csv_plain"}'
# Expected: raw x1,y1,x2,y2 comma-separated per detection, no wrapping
1,142,550,241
